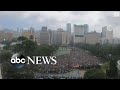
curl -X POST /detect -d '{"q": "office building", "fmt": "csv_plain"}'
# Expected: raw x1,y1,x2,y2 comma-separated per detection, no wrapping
66,23,72,44
61,31,67,45
84,24,89,35
0,31,13,42
85,31,101,44
67,23,71,33
22,27,35,41
101,26,113,44
74,24,85,43
38,27,50,45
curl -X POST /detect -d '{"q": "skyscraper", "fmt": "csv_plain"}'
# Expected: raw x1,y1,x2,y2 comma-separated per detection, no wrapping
51,30,58,45
84,24,89,35
66,23,72,44
38,27,50,45
67,23,71,33
41,27,47,32
48,29,52,45
22,27,35,41
101,26,113,44
74,24,85,43
85,31,101,44
57,28,63,45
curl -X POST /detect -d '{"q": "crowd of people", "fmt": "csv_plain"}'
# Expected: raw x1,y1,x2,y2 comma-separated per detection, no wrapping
34,74,81,79
69,47,102,69
34,47,102,79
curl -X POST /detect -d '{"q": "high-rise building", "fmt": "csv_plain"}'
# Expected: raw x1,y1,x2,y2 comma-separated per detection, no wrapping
101,26,113,44
17,27,23,37
74,24,85,43
51,30,58,45
66,23,72,44
48,29,52,45
22,27,35,41
56,28,63,45
85,31,101,44
38,27,50,45
101,26,107,38
61,31,67,45
84,24,89,35
41,27,47,32
67,23,71,33
51,28,67,45
0,31,13,42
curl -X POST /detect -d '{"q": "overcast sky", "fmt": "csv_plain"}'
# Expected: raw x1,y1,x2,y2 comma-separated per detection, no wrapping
0,11,120,37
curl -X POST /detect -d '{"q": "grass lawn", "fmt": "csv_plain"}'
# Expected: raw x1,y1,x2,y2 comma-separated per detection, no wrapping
54,47,71,56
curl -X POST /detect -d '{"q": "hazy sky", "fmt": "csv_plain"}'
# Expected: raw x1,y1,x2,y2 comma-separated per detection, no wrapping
0,11,120,37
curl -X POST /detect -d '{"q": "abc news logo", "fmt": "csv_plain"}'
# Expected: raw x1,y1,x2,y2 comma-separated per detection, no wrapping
11,53,57,68
11,53,26,64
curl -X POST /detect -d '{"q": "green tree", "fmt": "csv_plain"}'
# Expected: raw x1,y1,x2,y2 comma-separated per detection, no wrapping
106,59,118,79
0,50,12,63
2,63,34,79
84,68,106,79
21,39,37,56
17,36,28,41
29,35,34,40
11,39,37,56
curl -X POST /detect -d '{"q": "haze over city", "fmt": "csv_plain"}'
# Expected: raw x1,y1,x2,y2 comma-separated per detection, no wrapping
1,11,120,79
0,11,120,38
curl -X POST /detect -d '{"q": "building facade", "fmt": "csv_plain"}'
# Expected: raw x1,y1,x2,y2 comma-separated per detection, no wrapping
22,27,35,41
0,31,13,42
85,31,100,44
101,26,113,44
74,24,85,43
66,23,72,44
61,31,67,45
38,27,50,45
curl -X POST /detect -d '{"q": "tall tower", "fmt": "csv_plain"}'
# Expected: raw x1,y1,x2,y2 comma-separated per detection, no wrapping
39,26,50,45
67,23,71,44
84,24,89,35
74,24,85,43
67,23,71,33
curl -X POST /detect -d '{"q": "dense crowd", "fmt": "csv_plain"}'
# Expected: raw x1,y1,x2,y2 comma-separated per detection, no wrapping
69,48,101,69
34,73,82,79
34,47,102,79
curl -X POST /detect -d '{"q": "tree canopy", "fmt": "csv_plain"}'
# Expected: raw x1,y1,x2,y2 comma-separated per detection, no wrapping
84,68,106,79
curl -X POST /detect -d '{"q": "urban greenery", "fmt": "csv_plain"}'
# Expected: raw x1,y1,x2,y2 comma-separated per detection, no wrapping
1,36,59,79
75,43,119,79
84,68,106,79
1,38,120,79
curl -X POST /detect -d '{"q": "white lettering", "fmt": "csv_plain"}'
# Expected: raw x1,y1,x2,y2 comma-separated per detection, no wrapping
36,56,42,64
11,58,16,63
27,56,35,64
42,56,50,64
50,56,57,65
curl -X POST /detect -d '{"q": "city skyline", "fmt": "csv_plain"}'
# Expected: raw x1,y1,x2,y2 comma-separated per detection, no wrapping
0,11,120,37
